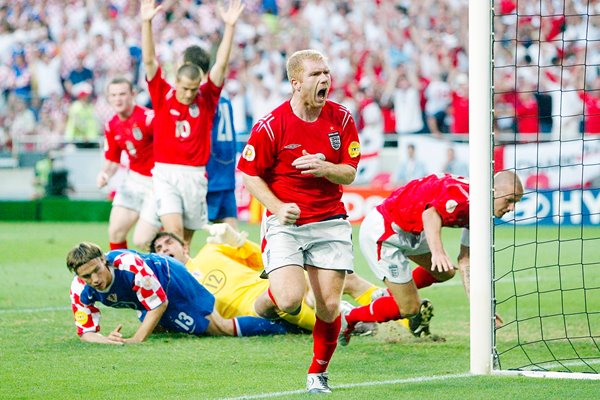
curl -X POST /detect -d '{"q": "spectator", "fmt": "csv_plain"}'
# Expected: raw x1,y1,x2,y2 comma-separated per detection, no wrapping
8,95,36,151
424,72,452,137
395,143,427,185
442,146,469,177
64,51,94,99
64,82,100,148
11,51,32,102
383,64,424,136
515,84,539,137
449,73,469,135
580,76,600,134
31,45,63,101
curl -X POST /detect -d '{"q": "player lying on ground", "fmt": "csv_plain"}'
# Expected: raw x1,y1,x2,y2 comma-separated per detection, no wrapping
67,242,301,345
339,171,524,346
150,224,378,334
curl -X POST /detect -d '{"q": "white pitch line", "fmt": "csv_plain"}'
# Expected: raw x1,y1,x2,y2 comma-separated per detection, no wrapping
215,372,472,400
0,306,70,314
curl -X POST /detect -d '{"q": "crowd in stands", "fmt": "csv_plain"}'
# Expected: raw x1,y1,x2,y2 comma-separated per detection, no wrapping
1,0,600,158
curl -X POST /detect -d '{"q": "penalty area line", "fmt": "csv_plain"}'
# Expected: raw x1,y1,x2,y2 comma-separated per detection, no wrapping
215,372,472,400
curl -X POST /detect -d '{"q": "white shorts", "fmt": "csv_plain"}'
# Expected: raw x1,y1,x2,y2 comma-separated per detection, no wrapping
360,209,470,284
152,163,208,230
112,171,160,227
260,214,354,275
359,208,430,284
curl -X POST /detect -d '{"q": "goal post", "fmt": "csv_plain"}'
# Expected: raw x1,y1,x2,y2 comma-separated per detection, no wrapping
469,0,494,375
470,0,600,380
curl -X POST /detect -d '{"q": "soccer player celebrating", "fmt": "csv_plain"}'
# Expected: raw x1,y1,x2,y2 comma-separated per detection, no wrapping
237,49,361,393
338,171,524,345
140,0,244,246
182,45,239,229
97,77,160,251
67,242,300,345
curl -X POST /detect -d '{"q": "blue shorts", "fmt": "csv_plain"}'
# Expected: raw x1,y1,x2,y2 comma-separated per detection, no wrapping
138,278,216,335
207,189,238,221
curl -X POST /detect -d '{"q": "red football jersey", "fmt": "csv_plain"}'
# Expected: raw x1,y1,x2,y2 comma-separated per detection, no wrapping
237,100,361,225
104,105,155,176
147,67,222,166
378,174,469,234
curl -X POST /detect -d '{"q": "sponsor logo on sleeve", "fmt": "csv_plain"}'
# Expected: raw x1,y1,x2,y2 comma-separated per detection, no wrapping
75,310,89,325
242,144,256,161
446,200,458,213
348,141,360,158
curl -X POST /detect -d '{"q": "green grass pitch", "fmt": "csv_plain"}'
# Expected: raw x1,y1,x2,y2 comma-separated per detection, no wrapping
0,222,598,399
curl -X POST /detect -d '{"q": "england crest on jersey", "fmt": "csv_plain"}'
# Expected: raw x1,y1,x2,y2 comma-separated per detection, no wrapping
189,104,199,118
328,132,341,150
132,127,143,141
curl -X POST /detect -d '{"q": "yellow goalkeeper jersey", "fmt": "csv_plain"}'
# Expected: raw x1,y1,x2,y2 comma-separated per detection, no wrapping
186,241,268,319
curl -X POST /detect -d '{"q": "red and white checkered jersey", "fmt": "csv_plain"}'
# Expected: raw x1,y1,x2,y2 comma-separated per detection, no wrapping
147,67,222,166
378,174,470,234
237,100,361,225
69,252,167,336
104,105,155,176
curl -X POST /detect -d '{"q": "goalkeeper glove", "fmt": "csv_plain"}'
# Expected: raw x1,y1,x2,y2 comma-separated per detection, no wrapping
203,223,248,248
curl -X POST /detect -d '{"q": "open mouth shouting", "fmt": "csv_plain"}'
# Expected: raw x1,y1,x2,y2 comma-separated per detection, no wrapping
315,87,328,103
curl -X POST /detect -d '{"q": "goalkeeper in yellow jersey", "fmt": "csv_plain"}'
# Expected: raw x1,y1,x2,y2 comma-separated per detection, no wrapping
149,224,380,333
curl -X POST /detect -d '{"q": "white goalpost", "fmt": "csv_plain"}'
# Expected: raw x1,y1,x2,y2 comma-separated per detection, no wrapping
469,0,600,380
469,0,494,375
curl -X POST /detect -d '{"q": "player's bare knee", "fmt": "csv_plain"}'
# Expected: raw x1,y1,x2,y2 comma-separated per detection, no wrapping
276,296,303,315
314,298,341,322
434,268,456,282
132,239,150,251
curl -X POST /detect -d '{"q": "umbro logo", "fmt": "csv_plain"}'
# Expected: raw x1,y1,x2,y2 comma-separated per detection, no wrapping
284,144,301,150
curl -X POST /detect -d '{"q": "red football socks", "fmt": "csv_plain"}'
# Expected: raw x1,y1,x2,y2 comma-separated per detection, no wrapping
109,241,128,250
308,315,341,374
412,266,439,289
346,295,402,324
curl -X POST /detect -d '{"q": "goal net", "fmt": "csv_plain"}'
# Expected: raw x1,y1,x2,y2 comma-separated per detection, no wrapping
470,0,600,378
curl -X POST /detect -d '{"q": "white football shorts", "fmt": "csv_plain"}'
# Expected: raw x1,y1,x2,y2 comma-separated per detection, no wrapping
260,214,354,275
359,208,430,284
152,162,208,230
112,171,160,227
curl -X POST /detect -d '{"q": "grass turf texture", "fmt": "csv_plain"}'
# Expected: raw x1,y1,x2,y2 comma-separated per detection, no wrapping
0,222,598,399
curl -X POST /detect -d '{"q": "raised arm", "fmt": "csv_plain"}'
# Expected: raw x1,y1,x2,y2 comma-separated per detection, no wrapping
140,0,162,81
208,0,245,87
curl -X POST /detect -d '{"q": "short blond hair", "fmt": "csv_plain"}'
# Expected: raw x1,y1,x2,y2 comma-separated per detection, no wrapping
286,49,327,82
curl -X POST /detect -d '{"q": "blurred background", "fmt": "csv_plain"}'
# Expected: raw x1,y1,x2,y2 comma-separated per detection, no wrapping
1,0,598,224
